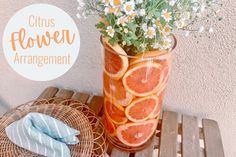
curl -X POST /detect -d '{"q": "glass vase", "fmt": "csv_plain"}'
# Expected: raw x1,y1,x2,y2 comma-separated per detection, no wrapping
101,37,175,152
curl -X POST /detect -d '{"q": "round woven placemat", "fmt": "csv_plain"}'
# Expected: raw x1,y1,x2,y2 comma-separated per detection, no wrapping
0,98,106,157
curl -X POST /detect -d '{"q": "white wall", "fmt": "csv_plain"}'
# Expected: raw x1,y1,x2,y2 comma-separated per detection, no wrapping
0,0,235,156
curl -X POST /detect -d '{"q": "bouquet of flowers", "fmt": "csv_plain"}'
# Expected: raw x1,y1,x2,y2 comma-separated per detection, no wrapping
77,0,222,55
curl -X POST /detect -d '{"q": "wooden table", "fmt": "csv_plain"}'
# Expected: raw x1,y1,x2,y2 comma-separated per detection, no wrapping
36,87,225,157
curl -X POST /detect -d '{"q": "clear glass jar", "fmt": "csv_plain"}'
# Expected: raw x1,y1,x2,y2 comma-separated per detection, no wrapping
101,37,175,152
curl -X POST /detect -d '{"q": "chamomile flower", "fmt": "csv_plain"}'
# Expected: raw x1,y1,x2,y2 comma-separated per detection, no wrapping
102,0,110,6
169,0,176,6
152,19,162,28
152,42,160,49
144,27,156,39
123,1,135,15
106,26,115,37
117,16,127,26
139,9,146,16
136,0,143,4
110,0,123,7
161,9,172,22
105,7,119,15
162,37,172,49
124,28,129,34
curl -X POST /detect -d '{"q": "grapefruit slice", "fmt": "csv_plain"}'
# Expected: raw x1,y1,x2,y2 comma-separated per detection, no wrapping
123,62,164,97
125,95,159,122
104,73,133,107
116,119,157,147
149,93,163,119
104,98,128,125
129,50,170,66
103,37,129,80
103,116,116,136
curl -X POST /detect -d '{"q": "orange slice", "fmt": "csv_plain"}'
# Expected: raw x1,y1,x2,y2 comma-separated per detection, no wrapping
103,115,116,136
116,119,157,147
104,98,128,125
104,73,133,107
103,37,129,80
123,62,164,97
125,95,159,122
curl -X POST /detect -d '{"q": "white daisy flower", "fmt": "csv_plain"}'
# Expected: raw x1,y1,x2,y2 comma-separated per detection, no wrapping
123,1,135,15
139,9,146,16
124,28,129,34
162,37,172,49
152,42,160,49
117,16,127,26
104,7,118,15
169,0,176,6
106,26,115,37
110,0,123,7
161,9,172,22
102,0,110,6
136,0,143,4
144,27,156,39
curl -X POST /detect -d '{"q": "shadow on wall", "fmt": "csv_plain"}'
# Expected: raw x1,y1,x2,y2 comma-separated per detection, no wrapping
0,96,10,116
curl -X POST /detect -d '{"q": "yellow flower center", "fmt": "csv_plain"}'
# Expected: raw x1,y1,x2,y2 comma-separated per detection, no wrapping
126,5,133,12
164,12,171,19
147,29,154,36
113,0,121,6
155,20,162,27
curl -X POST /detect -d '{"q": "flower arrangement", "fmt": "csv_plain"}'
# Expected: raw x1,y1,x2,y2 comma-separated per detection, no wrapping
77,0,222,55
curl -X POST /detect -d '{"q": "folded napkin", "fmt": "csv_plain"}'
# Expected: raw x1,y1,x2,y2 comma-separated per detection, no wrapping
5,112,80,157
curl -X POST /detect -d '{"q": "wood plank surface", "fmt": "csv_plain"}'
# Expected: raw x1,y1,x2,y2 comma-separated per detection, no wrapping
88,96,104,115
202,119,225,157
71,92,90,103
159,111,178,157
135,137,155,157
182,115,200,157
111,148,130,157
37,87,59,99
55,89,74,99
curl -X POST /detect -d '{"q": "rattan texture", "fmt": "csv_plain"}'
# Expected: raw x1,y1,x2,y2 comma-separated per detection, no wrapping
0,98,106,157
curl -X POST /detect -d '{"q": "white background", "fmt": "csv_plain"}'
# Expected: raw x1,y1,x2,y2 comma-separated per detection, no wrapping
0,0,236,156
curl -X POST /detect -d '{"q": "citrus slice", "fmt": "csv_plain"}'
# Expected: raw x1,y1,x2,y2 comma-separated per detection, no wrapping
129,50,170,66
103,37,129,80
104,73,133,107
116,119,157,147
123,62,164,97
149,93,163,119
104,98,128,125
103,116,116,136
125,95,159,122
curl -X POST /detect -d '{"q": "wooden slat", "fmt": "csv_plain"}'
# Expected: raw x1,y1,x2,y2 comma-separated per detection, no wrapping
37,87,59,99
88,96,104,115
111,148,130,157
202,119,225,157
159,111,178,157
71,92,90,103
182,115,200,157
135,137,155,157
55,89,74,99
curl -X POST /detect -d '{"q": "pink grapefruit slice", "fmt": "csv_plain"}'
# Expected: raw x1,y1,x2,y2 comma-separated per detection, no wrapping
104,73,133,107
103,37,129,80
104,98,128,125
125,95,159,122
103,115,116,136
116,119,157,147
123,62,164,97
